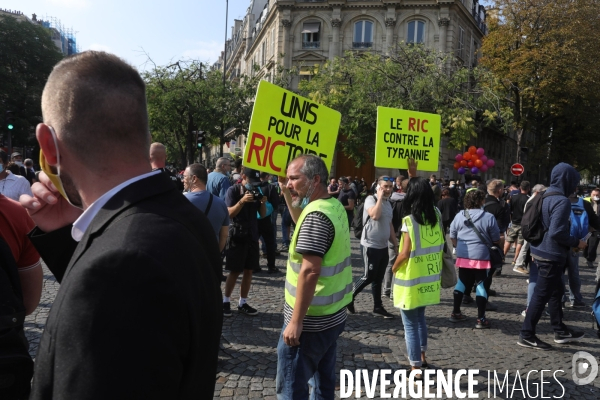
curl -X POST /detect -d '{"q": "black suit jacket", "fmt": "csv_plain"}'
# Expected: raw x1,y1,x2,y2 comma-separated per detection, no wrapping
28,172,223,400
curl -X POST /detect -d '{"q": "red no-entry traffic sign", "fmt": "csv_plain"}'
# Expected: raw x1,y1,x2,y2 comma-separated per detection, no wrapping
511,163,525,176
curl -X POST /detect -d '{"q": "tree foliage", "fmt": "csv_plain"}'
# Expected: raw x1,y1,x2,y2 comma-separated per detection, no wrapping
297,44,511,166
143,60,261,167
0,15,63,148
481,0,600,178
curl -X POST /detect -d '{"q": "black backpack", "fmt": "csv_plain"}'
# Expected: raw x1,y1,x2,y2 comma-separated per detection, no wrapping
0,235,33,399
521,191,562,246
353,202,369,239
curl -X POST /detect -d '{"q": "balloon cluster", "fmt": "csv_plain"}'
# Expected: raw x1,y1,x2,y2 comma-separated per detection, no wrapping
453,146,495,175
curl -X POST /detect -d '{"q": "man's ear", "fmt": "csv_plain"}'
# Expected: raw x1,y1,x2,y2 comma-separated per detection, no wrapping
36,123,59,166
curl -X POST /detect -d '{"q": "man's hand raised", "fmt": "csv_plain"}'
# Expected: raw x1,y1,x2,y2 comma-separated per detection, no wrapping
19,171,82,233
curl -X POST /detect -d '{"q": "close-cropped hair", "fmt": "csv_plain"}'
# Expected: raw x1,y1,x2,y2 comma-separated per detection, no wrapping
188,163,208,184
42,51,149,165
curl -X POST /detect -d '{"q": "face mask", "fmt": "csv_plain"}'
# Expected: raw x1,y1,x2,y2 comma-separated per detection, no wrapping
39,126,82,209
594,196,600,201
14,161,23,167
244,183,253,191
0,164,3,173
300,182,316,209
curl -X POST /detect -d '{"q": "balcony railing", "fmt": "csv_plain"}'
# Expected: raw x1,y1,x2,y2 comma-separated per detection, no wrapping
352,42,373,49
302,41,320,49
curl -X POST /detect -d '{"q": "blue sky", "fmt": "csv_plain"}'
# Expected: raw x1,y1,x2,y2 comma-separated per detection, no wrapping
3,0,249,70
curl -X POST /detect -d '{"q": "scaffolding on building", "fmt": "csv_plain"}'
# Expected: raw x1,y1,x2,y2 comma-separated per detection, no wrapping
40,15,79,56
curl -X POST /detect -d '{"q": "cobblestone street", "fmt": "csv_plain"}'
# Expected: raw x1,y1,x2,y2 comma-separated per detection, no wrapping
26,232,600,399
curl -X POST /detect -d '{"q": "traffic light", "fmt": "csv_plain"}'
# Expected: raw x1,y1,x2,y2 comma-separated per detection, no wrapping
5,111,15,130
196,131,206,149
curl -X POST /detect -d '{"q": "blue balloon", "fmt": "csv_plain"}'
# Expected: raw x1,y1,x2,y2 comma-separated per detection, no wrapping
458,167,466,175
471,167,479,174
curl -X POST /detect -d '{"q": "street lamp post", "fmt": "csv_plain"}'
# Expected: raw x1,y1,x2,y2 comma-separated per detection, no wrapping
220,0,229,157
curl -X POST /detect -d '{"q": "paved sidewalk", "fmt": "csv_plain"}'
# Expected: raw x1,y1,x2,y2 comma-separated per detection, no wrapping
27,237,600,399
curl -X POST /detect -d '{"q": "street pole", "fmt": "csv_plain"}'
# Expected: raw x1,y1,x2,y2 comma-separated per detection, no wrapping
220,0,229,157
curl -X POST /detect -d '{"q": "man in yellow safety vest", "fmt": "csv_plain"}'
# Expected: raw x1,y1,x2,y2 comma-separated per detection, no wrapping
276,154,353,399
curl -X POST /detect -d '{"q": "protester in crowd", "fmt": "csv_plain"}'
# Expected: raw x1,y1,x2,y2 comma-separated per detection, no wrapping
563,190,600,308
24,158,36,185
383,178,408,299
338,177,356,228
347,176,398,318
276,154,352,399
484,179,510,278
183,163,229,252
223,167,267,316
11,151,26,176
0,150,32,201
449,190,499,329
348,176,359,198
257,172,280,274
438,188,458,234
394,175,405,193
327,178,340,196
207,157,232,200
506,181,531,272
20,51,222,398
149,142,184,191
583,188,600,268
518,163,586,350
231,158,243,183
391,170,442,375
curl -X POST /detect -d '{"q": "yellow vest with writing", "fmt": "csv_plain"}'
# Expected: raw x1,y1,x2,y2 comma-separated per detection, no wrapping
393,214,443,310
285,197,353,316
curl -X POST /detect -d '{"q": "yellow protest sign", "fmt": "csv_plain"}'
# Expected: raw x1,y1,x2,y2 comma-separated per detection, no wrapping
374,107,441,171
243,81,341,176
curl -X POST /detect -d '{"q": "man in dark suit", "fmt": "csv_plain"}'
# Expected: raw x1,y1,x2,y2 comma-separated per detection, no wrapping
19,51,222,399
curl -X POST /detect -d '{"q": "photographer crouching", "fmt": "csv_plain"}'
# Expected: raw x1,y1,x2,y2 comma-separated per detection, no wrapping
223,167,267,317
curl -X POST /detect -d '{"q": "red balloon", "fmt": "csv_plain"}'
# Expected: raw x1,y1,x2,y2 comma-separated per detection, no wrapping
471,154,479,162
460,160,468,167
453,162,460,169
475,159,483,168
455,154,463,162
469,146,477,154
467,161,474,168
463,152,472,161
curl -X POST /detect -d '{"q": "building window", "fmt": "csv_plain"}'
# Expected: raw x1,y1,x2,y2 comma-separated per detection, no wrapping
271,28,276,56
353,20,373,48
407,20,425,44
302,22,320,49
457,26,465,60
262,41,266,65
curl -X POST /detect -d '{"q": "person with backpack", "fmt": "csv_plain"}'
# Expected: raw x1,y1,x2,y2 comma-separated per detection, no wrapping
583,188,600,269
506,181,531,273
346,176,398,318
337,177,356,228
518,163,587,350
563,192,600,308
483,180,510,282
257,173,281,274
383,179,407,298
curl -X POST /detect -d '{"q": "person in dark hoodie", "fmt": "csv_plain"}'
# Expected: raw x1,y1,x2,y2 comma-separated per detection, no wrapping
518,163,587,350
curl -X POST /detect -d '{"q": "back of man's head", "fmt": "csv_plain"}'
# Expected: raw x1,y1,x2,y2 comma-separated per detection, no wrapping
188,163,208,184
149,142,167,168
215,157,230,171
520,181,530,192
24,158,33,167
42,51,150,168
487,179,503,196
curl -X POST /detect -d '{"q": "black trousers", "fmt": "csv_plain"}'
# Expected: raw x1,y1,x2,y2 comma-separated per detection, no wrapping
257,217,276,269
352,247,389,309
583,233,600,262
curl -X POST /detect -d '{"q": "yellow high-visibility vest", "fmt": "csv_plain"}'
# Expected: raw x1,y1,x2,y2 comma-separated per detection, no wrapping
393,213,443,310
285,197,353,316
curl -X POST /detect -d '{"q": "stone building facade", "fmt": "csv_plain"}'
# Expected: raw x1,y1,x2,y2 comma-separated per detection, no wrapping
217,1,526,183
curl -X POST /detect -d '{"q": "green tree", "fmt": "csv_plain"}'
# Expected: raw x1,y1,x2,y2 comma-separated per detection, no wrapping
144,60,261,167
298,44,511,167
0,15,63,150
481,0,600,180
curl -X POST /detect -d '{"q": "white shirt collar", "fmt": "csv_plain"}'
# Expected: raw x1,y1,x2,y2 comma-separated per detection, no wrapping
71,170,160,242
1,171,17,181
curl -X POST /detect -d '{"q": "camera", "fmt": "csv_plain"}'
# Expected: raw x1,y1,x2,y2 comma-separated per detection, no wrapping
248,187,262,200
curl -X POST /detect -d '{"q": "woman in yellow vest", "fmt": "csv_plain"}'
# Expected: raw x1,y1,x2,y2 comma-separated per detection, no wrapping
392,177,443,374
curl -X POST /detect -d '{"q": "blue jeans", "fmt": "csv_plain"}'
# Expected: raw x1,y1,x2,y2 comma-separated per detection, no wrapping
271,209,279,244
400,307,427,367
562,251,583,304
526,260,538,307
521,259,567,338
276,321,345,400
